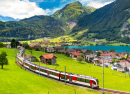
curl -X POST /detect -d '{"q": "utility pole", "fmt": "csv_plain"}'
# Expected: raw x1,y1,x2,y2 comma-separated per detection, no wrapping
65,66,66,84
103,57,104,94
39,61,40,76
15,41,17,63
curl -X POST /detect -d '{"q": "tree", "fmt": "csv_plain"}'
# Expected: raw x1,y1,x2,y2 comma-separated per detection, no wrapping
11,39,16,48
97,52,101,57
0,42,4,48
65,52,70,57
22,42,30,49
0,52,8,69
11,39,20,48
110,48,115,52
35,47,39,51
77,56,84,62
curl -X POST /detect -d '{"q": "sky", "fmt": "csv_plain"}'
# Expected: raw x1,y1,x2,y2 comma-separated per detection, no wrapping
0,0,115,19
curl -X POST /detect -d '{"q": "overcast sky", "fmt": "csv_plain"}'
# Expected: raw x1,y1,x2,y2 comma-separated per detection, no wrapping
0,0,115,19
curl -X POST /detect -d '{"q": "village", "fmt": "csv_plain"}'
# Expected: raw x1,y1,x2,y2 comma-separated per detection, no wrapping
3,38,130,74
9,42,130,75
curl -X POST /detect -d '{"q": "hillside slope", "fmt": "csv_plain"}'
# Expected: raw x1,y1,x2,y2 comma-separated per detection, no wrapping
52,1,95,30
72,0,130,43
0,15,64,41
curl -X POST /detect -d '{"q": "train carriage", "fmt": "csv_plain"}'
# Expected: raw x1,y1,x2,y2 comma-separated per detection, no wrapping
47,69,61,80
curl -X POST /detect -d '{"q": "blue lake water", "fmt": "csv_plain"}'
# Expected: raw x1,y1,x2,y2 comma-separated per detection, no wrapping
63,46,130,53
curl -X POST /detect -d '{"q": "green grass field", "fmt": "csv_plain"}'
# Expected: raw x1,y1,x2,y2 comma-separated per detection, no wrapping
25,50,130,92
0,48,102,94
19,36,77,45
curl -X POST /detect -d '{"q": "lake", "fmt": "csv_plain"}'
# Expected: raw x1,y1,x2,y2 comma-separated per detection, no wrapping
63,45,130,53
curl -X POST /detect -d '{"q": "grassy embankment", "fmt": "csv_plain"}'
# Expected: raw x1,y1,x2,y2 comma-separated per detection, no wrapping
0,48,101,94
25,50,130,92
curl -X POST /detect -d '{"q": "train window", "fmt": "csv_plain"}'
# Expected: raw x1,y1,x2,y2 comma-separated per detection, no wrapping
25,63,28,66
85,79,90,83
31,66,34,69
50,72,57,76
93,81,96,85
77,78,86,82
37,68,39,70
61,75,67,80
96,79,99,85
40,69,47,73
40,69,43,71
77,77,81,81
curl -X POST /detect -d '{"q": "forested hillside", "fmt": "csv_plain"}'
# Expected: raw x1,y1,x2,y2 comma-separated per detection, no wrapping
0,16,64,41
72,0,130,43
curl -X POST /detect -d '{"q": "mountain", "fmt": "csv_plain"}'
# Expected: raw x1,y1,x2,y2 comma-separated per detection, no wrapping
72,0,130,43
0,15,19,22
0,15,64,41
52,1,95,30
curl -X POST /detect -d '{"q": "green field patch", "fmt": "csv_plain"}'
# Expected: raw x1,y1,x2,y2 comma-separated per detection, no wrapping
127,18,130,24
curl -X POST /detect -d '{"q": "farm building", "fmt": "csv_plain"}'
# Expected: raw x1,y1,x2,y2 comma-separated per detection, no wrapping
25,55,36,62
40,54,57,65
69,52,81,58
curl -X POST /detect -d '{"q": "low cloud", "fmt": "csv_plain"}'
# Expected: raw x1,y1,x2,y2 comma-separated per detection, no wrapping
80,0,114,8
0,0,50,19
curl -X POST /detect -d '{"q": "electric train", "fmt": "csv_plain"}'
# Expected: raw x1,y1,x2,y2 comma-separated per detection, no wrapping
16,47,99,89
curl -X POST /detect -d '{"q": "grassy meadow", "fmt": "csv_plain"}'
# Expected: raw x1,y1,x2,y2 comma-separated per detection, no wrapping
0,48,102,94
25,50,130,92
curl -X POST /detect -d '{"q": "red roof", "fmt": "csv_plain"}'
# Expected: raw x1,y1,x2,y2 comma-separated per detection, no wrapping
25,55,35,59
41,54,57,59
101,54,110,56
119,54,124,58
69,52,81,56
110,54,116,58
121,52,127,54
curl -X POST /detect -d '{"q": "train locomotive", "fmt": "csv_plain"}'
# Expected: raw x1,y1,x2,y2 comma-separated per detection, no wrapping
16,47,99,89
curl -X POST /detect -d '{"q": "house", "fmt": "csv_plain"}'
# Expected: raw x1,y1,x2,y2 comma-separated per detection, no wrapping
40,54,57,65
81,49,87,53
121,52,127,56
25,55,36,62
98,58,112,67
127,57,130,62
47,47,55,53
114,60,130,72
119,60,130,71
66,48,76,53
84,53,97,62
4,43,11,48
119,54,124,58
54,46,65,53
100,54,113,60
69,52,81,58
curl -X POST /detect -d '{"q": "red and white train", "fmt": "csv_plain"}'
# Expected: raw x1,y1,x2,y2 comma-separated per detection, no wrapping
17,47,99,89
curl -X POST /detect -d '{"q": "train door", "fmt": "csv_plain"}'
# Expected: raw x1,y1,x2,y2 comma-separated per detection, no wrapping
47,71,49,77
90,80,93,87
69,76,72,83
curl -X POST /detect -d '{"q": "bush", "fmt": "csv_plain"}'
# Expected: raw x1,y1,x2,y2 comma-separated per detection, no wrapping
77,56,84,62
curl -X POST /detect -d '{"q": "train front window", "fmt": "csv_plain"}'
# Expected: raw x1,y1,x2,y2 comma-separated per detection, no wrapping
93,81,96,85
96,79,99,85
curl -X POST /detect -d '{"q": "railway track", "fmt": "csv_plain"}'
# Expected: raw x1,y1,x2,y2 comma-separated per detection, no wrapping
98,88,130,94
16,62,130,94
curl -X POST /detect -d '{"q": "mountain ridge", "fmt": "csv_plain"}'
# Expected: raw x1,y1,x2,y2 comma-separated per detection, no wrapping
72,0,130,43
